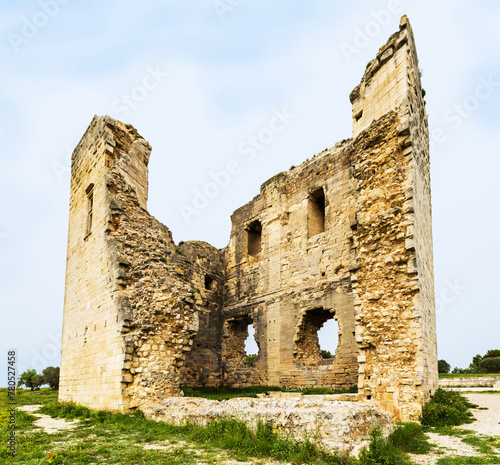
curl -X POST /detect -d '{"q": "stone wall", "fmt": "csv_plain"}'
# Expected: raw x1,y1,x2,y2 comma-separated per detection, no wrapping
60,16,437,421
348,16,436,420
59,116,132,410
60,117,225,409
439,377,500,388
223,144,359,389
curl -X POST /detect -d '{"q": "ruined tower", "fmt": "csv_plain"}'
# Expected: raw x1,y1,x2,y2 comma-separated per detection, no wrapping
59,16,437,420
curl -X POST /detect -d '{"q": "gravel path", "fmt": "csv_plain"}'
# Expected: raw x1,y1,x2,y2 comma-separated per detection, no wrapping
410,393,500,465
18,404,79,434
462,393,500,436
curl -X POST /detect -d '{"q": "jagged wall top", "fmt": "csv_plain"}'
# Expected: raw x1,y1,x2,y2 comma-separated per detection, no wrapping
349,15,424,138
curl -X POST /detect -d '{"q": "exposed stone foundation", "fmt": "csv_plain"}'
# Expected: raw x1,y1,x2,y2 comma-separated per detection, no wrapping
143,396,391,454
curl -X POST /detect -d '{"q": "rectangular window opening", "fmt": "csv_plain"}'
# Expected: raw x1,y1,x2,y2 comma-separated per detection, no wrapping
85,184,94,239
308,188,325,238
247,220,262,259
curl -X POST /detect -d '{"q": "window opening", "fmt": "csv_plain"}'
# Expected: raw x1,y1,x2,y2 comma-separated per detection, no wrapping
85,184,94,238
308,188,325,237
247,220,262,258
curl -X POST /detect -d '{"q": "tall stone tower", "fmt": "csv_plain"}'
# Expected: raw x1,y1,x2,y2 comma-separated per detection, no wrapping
347,15,437,419
60,16,437,421
59,118,152,410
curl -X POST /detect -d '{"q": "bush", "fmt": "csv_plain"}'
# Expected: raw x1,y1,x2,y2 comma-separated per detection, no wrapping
484,349,500,359
421,389,476,427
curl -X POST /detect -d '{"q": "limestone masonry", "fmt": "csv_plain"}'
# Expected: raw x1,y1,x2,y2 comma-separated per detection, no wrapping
60,16,437,421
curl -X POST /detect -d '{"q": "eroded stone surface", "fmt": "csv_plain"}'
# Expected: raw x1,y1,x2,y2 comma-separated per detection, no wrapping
143,397,391,453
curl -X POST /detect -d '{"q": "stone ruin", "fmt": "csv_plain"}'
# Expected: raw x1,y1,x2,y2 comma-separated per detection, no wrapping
59,16,437,422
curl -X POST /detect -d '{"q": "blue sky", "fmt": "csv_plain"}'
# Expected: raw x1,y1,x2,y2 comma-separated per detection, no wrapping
1,0,499,385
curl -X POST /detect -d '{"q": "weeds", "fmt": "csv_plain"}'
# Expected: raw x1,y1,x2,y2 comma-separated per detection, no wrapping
359,428,411,465
421,389,477,427
388,423,432,454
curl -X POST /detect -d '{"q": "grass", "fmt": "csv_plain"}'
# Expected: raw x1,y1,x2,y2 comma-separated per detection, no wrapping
459,390,500,394
3,387,499,465
1,387,435,465
0,387,362,464
388,423,432,454
436,456,500,465
439,373,500,378
181,384,357,400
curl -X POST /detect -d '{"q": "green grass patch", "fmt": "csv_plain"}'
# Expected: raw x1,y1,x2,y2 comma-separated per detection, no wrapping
5,388,496,465
388,423,432,454
421,389,477,427
429,426,475,437
2,389,436,465
459,390,500,394
359,428,412,465
461,435,497,455
437,456,500,465
439,373,500,378
181,385,357,400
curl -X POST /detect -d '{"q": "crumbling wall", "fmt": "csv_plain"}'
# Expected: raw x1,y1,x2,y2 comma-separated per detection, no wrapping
176,240,225,387
60,116,225,410
61,16,436,421
223,144,360,389
348,16,436,420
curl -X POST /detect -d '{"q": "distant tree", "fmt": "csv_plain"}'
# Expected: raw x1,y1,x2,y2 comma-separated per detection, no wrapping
467,350,500,374
246,354,256,368
451,367,466,374
483,349,500,359
468,354,483,373
438,360,451,374
321,350,335,359
479,357,500,374
18,369,37,390
42,366,60,389
31,374,44,390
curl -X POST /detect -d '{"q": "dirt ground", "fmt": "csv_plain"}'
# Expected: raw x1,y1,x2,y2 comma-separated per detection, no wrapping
462,393,500,436
18,404,79,434
410,393,500,465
